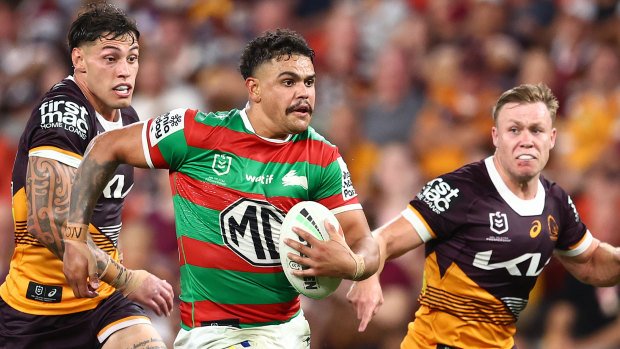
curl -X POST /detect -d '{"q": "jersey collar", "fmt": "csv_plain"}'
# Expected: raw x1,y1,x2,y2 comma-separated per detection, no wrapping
240,107,292,143
485,156,545,216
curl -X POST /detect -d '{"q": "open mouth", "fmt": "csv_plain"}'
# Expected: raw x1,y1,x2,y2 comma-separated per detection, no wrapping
113,84,132,97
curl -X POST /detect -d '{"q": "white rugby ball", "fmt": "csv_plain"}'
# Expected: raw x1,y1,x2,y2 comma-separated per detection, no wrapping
279,201,343,299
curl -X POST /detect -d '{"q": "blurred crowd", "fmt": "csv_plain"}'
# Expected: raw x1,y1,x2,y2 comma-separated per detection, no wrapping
1,0,620,348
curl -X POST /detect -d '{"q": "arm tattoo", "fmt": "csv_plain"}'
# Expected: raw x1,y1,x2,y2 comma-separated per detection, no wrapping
26,156,75,259
69,153,119,228
123,338,167,349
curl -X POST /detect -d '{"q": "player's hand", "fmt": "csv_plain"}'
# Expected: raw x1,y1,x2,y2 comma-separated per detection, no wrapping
63,239,99,298
284,219,357,279
346,274,384,332
125,270,174,317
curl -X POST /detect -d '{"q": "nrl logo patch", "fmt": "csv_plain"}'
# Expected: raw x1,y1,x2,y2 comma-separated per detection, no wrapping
213,154,232,175
489,211,509,235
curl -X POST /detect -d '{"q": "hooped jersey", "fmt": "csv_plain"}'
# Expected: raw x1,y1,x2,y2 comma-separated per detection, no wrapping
0,76,138,315
142,108,361,329
401,156,591,349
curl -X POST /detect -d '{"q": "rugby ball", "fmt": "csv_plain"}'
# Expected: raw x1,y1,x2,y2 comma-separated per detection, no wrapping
279,201,343,299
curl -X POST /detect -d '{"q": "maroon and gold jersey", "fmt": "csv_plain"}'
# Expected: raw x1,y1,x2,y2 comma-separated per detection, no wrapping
0,76,139,315
401,157,591,349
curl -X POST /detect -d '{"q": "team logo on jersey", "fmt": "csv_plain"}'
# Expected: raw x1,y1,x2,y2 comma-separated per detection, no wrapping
213,154,232,175
39,99,89,140
417,178,460,214
489,211,509,234
149,110,184,146
547,215,559,241
220,198,285,266
282,170,308,189
338,157,356,201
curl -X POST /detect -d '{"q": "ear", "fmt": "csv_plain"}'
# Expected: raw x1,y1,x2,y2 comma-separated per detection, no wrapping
492,126,499,148
246,78,261,103
71,47,86,73
549,128,557,149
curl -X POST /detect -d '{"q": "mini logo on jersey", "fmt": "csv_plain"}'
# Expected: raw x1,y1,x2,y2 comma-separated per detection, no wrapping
213,154,232,175
547,215,559,241
149,110,184,146
246,173,274,184
489,211,509,234
26,282,62,303
568,196,580,222
39,99,89,140
338,157,356,200
417,178,460,214
282,170,308,189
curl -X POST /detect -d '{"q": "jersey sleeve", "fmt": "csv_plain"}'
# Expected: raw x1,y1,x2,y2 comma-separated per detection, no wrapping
553,193,591,257
142,108,195,170
402,173,468,243
26,95,93,167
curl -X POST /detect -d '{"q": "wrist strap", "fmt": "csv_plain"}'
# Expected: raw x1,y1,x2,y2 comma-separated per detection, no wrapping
352,253,366,281
64,222,89,242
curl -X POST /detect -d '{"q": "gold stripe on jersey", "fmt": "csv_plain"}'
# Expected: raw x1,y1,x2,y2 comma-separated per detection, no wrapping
12,187,43,246
90,226,116,253
403,252,516,349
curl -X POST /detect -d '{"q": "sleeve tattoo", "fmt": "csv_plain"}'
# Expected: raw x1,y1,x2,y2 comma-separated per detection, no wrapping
26,156,75,259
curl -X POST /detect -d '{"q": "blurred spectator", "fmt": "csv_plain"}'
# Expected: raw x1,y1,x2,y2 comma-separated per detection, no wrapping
362,44,425,147
411,43,498,180
556,44,620,192
131,49,206,120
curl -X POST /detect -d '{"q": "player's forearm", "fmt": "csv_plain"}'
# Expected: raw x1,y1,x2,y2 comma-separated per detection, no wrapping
67,136,120,237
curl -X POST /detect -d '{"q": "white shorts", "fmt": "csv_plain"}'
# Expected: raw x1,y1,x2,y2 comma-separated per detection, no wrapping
173,312,311,349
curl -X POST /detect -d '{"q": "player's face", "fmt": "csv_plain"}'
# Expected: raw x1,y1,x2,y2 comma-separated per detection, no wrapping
492,102,556,183
254,54,316,139
74,33,139,119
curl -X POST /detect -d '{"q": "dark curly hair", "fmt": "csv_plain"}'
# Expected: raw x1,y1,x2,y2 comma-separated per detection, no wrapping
68,2,139,50
239,29,315,80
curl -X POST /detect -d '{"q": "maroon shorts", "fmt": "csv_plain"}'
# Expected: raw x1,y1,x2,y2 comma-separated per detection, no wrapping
0,292,150,349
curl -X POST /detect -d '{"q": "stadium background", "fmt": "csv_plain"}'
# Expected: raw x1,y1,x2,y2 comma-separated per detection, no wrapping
1,0,619,348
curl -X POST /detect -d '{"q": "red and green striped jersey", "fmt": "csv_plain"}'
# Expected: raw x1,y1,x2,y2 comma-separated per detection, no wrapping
142,108,361,329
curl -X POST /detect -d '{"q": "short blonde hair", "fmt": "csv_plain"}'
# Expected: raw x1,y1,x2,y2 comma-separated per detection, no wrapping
492,83,559,123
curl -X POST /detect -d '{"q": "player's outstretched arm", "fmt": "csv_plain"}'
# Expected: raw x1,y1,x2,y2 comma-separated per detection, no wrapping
346,214,424,332
63,122,149,298
557,237,620,287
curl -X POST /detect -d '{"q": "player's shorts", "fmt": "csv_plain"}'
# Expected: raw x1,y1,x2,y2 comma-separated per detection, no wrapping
173,311,311,349
0,291,151,349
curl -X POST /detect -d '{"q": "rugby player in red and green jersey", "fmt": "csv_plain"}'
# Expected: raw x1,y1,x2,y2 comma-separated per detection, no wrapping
0,3,172,349
348,83,620,349
62,29,379,348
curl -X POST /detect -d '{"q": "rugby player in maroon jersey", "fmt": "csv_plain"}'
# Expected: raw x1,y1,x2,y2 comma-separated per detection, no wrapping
348,83,620,349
